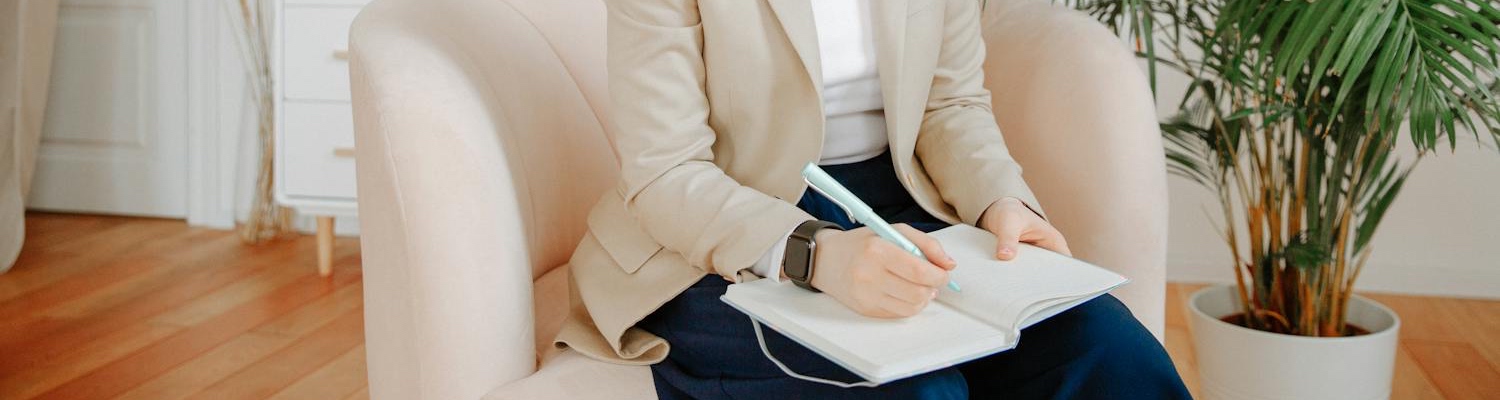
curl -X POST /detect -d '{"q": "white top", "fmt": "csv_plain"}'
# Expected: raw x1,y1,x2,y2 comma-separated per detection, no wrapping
752,0,889,279
812,0,889,165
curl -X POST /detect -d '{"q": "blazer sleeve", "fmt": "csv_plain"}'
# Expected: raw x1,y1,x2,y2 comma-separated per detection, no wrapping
603,0,812,279
914,0,1045,224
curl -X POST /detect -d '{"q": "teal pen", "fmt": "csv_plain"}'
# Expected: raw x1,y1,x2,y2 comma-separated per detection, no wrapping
801,163,961,292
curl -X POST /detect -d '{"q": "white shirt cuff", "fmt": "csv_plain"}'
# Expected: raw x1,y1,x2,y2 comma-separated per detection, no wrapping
749,225,799,282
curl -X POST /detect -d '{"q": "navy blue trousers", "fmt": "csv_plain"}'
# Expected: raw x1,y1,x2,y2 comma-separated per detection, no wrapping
639,153,1191,399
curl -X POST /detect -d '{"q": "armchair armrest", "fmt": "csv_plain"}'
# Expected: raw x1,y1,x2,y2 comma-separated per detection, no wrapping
350,5,536,400
980,0,1170,340
351,0,616,398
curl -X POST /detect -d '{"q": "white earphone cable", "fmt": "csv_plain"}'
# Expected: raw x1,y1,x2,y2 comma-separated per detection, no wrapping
751,318,879,388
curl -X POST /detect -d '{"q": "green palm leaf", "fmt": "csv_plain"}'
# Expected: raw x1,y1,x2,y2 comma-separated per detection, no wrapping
1066,0,1500,336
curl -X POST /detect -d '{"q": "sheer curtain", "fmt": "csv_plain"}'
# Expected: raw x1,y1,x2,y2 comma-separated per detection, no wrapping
1,0,60,273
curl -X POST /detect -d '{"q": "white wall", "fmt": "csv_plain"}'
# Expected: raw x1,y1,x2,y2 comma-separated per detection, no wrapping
197,8,1497,284
1150,66,1500,299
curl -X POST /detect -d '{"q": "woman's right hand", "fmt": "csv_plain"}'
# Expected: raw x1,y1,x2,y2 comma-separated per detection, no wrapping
809,224,957,318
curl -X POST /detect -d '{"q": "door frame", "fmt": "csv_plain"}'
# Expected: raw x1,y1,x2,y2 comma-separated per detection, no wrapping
185,0,245,229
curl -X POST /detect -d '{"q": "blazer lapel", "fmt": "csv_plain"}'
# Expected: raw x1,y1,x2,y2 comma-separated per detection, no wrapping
872,0,913,159
766,0,823,97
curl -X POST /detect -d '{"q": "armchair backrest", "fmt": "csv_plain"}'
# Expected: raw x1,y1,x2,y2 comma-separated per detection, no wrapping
979,0,1169,339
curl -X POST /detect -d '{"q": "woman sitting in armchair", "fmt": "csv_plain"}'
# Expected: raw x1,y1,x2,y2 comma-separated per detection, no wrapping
554,0,1191,398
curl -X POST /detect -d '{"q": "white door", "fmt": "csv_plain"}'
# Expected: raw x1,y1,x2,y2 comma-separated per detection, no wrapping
26,0,189,218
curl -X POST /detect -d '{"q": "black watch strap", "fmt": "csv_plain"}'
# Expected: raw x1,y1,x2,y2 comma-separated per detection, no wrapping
783,220,842,292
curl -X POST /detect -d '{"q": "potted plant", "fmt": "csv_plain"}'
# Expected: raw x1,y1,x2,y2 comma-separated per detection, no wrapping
1065,0,1500,398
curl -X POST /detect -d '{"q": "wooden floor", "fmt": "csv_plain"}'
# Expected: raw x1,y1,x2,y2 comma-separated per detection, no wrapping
1,213,1497,399
1165,283,1500,399
1,213,367,400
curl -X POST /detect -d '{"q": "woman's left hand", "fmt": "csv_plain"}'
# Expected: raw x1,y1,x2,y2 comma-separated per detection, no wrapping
977,197,1071,260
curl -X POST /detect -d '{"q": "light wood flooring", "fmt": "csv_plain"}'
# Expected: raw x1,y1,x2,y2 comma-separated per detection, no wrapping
1,213,366,400
2,213,1498,399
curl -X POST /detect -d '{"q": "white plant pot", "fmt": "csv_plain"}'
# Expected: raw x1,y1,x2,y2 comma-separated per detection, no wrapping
1189,285,1400,400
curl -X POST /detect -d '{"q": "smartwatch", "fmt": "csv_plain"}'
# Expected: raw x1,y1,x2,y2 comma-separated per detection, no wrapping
783,220,842,292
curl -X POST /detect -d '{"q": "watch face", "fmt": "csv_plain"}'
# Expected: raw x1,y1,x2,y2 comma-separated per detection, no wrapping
785,240,814,281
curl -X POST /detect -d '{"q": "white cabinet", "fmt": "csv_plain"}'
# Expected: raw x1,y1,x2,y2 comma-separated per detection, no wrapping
281,103,358,200
280,6,362,101
273,0,370,276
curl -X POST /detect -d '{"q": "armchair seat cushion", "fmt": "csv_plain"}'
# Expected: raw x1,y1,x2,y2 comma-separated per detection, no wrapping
534,265,572,365
484,351,654,400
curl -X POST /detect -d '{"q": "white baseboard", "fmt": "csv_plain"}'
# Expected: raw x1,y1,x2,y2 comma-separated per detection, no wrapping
186,214,360,237
1168,255,1500,300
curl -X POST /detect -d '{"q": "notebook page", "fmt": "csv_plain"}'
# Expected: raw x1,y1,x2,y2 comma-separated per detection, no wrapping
722,278,1014,383
931,225,1128,331
1016,288,1117,329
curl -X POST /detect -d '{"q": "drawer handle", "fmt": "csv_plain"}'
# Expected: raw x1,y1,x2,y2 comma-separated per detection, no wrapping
333,50,350,61
332,147,356,158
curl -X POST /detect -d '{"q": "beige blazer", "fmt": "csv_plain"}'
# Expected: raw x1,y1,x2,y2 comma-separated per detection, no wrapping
557,0,1043,365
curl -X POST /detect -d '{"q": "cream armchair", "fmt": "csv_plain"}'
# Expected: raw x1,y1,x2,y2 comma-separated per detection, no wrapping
349,0,1166,399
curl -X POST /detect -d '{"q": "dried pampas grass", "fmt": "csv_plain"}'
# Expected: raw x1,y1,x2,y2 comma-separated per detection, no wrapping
226,0,293,243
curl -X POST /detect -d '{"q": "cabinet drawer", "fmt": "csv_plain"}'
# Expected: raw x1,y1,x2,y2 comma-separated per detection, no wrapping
281,6,361,101
281,102,357,200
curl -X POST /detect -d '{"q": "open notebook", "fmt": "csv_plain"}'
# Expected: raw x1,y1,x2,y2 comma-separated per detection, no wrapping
721,224,1128,384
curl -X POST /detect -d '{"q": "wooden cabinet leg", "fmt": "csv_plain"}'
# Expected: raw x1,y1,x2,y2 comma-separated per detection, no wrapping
317,216,334,277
